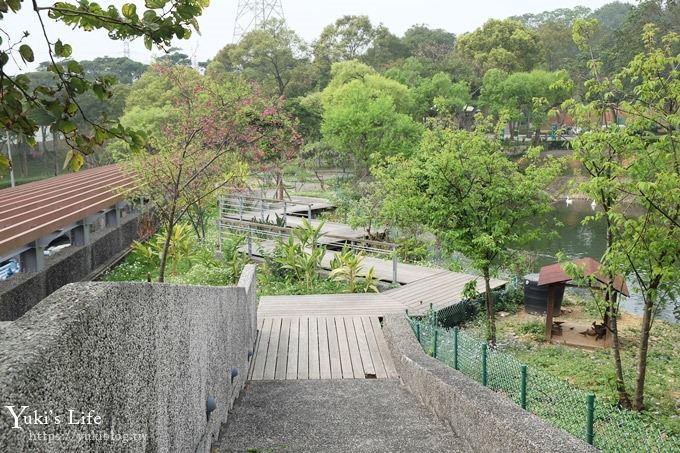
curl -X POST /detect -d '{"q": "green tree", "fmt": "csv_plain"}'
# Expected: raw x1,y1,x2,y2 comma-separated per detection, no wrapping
480,69,573,140
320,61,422,173
412,72,470,121
456,19,544,76
401,24,456,65
377,124,560,343
214,19,312,97
568,20,680,411
0,0,208,176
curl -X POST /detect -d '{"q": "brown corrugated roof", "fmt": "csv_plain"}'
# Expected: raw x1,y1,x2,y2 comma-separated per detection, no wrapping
0,164,135,257
538,257,629,297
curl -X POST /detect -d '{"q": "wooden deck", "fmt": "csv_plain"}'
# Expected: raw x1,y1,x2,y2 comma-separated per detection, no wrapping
249,316,398,380
258,293,406,317
383,271,507,314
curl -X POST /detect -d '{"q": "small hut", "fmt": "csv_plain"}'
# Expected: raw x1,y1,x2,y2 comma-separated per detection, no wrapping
537,257,629,348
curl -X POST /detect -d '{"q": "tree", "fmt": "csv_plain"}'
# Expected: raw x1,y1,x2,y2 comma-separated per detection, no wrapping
401,25,456,65
320,61,422,173
0,0,208,177
126,65,299,280
456,19,544,76
377,124,560,343
480,69,573,140
362,26,409,71
155,47,192,66
412,72,470,121
313,15,379,86
568,20,680,411
214,19,312,97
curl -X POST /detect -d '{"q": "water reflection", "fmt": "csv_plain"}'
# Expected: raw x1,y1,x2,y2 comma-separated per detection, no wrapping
527,199,678,323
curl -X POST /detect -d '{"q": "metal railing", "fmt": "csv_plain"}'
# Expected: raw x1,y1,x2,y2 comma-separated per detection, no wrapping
217,216,402,284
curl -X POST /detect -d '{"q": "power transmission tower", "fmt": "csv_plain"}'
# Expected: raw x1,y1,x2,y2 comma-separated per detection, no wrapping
123,40,130,59
233,0,285,43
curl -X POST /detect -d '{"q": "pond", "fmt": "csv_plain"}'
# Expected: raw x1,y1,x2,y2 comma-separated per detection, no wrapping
527,199,678,323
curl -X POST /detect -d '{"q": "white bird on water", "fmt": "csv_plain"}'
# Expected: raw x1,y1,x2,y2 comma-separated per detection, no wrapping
591,200,597,210
566,197,573,206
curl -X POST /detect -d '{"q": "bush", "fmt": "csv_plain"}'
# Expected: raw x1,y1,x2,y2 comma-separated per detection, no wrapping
516,320,545,341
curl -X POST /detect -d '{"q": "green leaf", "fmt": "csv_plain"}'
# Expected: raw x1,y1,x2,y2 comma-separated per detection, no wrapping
63,149,85,172
67,60,83,74
145,0,167,8
55,119,77,134
7,0,20,13
0,52,7,67
144,36,153,51
121,3,136,18
54,40,73,58
0,154,11,175
19,44,34,63
28,108,57,126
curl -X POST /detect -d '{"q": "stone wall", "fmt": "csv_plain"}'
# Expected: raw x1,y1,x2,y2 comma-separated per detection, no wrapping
383,316,597,453
0,213,140,321
0,265,258,453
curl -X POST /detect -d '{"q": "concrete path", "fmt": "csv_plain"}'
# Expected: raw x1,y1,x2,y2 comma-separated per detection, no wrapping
218,380,465,453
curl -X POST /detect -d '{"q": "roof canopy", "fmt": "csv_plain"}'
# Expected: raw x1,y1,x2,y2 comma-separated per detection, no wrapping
537,257,629,297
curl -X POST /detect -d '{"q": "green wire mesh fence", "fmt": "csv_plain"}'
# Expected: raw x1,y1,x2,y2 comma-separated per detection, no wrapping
407,316,680,452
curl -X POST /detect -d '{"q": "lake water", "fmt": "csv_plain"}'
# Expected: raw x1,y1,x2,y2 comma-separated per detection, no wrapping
528,199,678,323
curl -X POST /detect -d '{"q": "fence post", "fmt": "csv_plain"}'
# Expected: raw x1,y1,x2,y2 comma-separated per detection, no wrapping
247,228,253,258
239,197,244,221
586,393,596,446
392,246,398,284
307,204,312,220
260,199,265,221
481,342,488,386
416,323,421,343
520,365,528,410
453,327,459,370
283,201,287,227
433,328,438,358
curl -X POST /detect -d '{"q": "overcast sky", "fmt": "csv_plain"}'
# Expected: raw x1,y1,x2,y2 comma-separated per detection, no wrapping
6,0,620,73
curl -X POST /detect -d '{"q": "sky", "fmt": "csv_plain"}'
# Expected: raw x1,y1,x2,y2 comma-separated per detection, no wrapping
5,0,620,73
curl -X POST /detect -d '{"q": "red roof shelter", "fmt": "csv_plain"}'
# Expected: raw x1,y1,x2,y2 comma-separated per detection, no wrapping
536,257,629,341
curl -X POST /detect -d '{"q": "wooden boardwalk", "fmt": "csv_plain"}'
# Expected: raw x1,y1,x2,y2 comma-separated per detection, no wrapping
249,316,398,380
258,293,405,317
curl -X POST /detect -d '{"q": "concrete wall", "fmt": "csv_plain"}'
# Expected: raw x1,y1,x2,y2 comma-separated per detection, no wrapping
0,213,140,321
383,316,597,453
0,265,258,453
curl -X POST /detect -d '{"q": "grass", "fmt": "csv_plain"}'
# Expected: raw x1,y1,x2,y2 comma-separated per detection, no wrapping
465,295,680,437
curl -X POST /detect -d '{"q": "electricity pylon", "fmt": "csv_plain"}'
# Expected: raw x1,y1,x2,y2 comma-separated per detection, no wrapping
232,0,285,43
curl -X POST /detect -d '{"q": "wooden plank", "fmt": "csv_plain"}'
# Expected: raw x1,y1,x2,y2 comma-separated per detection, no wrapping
353,316,376,378
326,317,342,379
362,317,387,379
308,316,320,379
275,317,291,380
318,316,332,379
248,318,265,380
344,317,365,379
252,318,273,380
286,317,300,380
335,316,354,379
298,317,309,379
263,318,281,380
370,317,399,379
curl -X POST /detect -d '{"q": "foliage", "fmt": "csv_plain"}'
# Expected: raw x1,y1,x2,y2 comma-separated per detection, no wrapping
125,65,297,280
411,72,471,121
395,237,431,264
456,19,544,75
480,69,573,139
377,122,561,343
0,0,208,176
320,61,423,172
329,247,378,293
516,320,545,341
567,21,680,411
270,219,326,292
212,19,313,97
